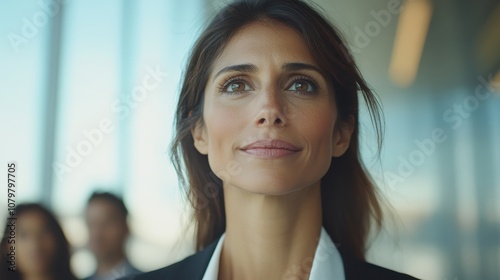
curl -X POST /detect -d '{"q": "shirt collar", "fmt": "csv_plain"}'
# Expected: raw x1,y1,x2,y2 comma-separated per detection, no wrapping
202,227,345,280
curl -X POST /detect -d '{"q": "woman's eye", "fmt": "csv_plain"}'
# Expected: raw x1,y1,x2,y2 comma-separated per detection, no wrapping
287,80,315,93
224,81,252,93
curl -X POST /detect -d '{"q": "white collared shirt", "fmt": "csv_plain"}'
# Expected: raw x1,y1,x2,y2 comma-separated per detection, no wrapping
201,227,345,280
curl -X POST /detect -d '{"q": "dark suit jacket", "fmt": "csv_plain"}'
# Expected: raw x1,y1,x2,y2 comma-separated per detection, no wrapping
121,237,419,280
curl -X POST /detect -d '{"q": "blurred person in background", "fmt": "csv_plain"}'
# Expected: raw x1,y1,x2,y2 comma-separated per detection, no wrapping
0,203,78,280
84,191,141,280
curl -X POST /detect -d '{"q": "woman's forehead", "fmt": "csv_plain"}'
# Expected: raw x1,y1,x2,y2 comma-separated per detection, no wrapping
211,21,318,75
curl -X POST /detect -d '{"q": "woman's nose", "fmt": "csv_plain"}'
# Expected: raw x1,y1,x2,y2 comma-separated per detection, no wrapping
254,88,288,128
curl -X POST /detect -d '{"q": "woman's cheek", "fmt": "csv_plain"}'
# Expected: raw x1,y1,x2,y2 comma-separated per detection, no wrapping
304,109,336,157
204,107,243,173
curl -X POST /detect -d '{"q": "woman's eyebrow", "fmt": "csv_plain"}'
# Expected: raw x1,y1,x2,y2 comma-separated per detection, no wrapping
211,62,323,83
212,64,259,82
282,62,322,74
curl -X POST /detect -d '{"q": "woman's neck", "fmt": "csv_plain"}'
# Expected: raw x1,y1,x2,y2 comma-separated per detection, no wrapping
219,181,322,280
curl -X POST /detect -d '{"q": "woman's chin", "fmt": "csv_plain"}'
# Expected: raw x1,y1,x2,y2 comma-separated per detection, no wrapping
226,178,311,196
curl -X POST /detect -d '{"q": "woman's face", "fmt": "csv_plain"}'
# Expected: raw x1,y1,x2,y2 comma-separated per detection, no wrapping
16,211,57,276
192,20,352,195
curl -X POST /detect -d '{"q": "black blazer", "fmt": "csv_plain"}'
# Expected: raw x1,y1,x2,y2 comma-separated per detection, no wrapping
122,238,419,280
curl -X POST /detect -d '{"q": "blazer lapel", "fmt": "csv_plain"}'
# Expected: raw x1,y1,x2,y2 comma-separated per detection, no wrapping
170,238,219,279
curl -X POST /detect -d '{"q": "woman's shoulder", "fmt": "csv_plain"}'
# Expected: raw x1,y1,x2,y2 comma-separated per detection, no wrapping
119,239,218,280
124,258,419,280
341,254,420,280
120,240,419,280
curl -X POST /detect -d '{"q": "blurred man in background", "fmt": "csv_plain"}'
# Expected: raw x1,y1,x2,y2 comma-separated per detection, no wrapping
85,192,141,280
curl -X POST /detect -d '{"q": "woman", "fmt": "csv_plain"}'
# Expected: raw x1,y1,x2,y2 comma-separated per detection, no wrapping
128,0,418,279
0,203,77,280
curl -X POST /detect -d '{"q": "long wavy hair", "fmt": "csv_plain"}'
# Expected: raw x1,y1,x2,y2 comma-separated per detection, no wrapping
0,203,77,280
170,0,384,261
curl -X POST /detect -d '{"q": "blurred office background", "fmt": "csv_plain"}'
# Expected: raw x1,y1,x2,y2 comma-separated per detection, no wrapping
0,0,499,279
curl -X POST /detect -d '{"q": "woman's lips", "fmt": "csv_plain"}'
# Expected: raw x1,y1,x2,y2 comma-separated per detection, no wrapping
241,148,299,158
240,139,300,158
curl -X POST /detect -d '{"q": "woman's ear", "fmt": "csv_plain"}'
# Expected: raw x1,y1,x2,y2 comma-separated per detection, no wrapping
191,117,209,155
332,115,355,157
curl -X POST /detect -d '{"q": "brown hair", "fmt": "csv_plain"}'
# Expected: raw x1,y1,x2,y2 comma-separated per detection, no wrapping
170,0,384,261
87,191,129,222
0,203,77,280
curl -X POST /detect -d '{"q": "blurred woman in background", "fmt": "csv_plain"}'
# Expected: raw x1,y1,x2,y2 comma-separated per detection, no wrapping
1,203,77,280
